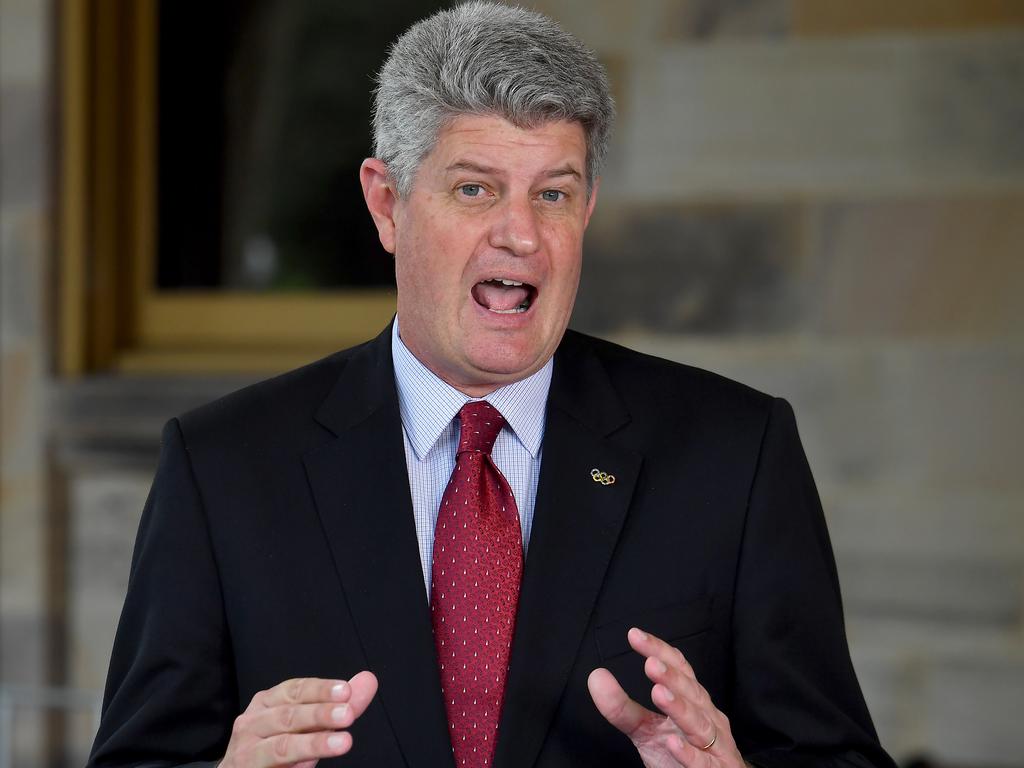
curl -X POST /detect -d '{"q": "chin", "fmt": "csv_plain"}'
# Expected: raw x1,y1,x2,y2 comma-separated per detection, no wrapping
469,356,535,380
460,320,564,380
471,346,556,385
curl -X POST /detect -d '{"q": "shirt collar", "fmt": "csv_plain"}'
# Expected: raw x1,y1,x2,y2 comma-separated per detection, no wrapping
391,318,552,461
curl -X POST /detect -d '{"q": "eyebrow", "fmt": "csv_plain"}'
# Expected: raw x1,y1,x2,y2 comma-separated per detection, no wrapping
543,165,583,181
445,161,582,182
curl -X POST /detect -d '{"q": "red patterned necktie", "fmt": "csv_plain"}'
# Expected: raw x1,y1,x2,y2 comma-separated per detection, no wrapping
431,401,523,768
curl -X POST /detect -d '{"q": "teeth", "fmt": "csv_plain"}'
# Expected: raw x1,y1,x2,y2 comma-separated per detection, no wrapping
479,278,524,286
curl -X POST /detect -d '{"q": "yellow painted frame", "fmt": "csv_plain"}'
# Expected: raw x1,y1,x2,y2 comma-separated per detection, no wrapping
59,0,395,375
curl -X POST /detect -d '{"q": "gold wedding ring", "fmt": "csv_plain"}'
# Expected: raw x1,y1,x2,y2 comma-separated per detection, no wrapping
699,726,717,751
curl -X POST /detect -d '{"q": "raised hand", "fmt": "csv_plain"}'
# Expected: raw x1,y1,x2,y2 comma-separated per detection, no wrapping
589,629,743,768
218,671,378,768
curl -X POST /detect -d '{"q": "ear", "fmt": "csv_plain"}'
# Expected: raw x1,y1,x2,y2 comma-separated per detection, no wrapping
583,176,601,229
360,158,399,254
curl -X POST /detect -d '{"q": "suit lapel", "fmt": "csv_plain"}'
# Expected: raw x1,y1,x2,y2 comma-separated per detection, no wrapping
303,327,642,768
495,332,643,768
303,326,455,768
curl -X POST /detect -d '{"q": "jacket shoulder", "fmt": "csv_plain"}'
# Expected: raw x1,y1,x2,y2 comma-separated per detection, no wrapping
563,329,775,417
174,338,373,449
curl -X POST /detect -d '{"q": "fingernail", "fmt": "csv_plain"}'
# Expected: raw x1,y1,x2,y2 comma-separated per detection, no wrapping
327,733,347,750
655,659,667,674
331,682,348,700
658,684,675,702
630,627,648,641
331,705,348,723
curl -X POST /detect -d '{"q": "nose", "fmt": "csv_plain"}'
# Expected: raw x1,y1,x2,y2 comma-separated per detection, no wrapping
489,196,540,257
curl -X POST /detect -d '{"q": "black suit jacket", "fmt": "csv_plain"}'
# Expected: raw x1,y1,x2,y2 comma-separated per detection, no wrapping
89,325,894,768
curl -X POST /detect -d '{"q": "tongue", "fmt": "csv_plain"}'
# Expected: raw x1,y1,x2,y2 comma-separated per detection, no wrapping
473,282,529,311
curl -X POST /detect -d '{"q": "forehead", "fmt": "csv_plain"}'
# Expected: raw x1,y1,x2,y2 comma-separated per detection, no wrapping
427,114,587,174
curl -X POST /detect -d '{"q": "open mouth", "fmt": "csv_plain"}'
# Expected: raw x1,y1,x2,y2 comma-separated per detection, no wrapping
471,277,537,314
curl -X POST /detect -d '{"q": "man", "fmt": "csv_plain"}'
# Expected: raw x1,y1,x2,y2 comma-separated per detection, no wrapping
89,3,895,767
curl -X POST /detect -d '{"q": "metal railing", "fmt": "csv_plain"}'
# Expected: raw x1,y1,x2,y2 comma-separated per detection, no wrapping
0,685,102,768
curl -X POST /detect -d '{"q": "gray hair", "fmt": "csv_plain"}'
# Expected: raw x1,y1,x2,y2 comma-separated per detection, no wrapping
372,1,614,197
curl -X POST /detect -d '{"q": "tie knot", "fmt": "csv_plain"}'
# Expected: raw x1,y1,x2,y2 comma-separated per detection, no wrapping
457,401,505,455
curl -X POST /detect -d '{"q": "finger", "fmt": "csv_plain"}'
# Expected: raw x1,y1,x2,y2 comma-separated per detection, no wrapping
252,730,352,767
346,671,379,720
665,730,713,768
245,700,360,739
642,644,718,751
650,681,718,753
643,653,706,709
256,677,352,710
587,668,660,738
628,628,696,681
653,676,742,765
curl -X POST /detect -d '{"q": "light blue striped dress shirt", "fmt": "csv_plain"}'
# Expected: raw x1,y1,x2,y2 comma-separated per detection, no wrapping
391,320,551,596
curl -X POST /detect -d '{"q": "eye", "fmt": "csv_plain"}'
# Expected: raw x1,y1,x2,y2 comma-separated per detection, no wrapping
459,184,483,197
540,189,565,202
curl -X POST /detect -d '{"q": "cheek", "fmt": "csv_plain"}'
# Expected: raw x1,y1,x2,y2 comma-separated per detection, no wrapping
550,238,584,287
396,241,462,309
544,219,585,264
396,220,439,281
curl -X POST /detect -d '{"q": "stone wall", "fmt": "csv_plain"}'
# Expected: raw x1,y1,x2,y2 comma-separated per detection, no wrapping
1,0,52,761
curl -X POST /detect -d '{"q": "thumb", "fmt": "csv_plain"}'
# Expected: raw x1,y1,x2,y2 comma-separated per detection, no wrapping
347,670,379,718
588,667,658,738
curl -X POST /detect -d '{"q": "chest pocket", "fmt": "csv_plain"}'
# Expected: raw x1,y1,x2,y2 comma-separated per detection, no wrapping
595,594,713,660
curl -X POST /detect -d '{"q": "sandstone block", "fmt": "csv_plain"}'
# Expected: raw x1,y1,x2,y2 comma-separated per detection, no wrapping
623,35,1024,199
806,198,1024,339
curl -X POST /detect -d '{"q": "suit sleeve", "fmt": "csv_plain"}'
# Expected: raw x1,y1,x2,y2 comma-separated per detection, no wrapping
88,418,236,767
731,399,896,768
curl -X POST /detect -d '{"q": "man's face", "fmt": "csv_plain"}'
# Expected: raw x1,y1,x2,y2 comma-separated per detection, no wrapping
381,115,598,396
